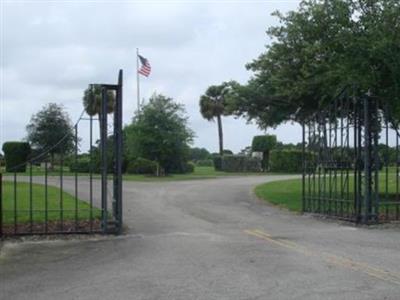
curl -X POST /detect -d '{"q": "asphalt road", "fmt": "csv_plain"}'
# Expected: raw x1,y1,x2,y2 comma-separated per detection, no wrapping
1,175,400,300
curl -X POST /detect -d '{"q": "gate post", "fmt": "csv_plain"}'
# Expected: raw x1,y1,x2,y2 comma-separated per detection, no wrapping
363,95,371,224
101,87,108,232
362,93,379,224
113,70,123,233
0,173,2,237
302,122,306,213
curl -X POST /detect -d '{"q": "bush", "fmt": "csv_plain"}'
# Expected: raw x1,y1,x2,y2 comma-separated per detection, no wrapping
2,142,31,172
183,162,195,173
221,155,262,172
213,155,223,171
252,135,277,170
126,158,157,174
269,150,313,173
69,158,91,173
252,135,277,152
196,159,214,167
223,149,233,155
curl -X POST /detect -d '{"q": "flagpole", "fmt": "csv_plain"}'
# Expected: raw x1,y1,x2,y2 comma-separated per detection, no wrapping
136,48,140,113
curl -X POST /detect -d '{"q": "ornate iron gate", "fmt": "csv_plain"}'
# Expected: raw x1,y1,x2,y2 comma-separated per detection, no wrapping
0,70,123,236
302,88,400,224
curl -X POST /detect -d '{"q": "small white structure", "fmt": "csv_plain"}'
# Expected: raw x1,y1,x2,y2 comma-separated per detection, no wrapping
40,162,52,170
251,151,263,159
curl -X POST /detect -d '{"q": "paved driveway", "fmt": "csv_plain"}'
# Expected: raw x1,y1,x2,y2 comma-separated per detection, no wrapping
1,176,400,300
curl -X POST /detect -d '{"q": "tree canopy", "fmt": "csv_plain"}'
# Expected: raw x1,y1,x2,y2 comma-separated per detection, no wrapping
83,84,115,117
124,94,194,174
227,0,400,128
26,103,74,158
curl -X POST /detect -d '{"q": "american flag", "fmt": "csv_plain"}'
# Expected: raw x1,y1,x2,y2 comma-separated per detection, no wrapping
138,55,151,77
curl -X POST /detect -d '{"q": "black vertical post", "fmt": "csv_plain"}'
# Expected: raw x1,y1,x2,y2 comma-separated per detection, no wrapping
45,161,48,233
89,114,93,231
396,127,399,220
363,95,372,224
116,70,123,232
29,163,33,233
60,153,64,231
0,173,2,237
14,172,17,234
302,122,306,213
101,87,108,232
74,124,79,230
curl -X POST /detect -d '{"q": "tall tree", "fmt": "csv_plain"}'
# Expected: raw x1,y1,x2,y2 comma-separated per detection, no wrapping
199,83,232,155
26,103,74,166
228,0,400,128
124,93,194,175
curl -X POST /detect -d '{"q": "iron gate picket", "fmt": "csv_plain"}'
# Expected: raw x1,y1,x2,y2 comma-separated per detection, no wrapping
0,70,123,236
302,88,400,224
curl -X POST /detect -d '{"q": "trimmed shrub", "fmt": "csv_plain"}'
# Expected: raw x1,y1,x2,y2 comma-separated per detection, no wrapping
269,150,313,173
196,159,214,167
252,135,277,152
127,158,157,174
69,158,91,173
183,162,195,173
252,135,277,170
223,149,233,155
2,142,31,172
213,155,223,171
221,155,262,172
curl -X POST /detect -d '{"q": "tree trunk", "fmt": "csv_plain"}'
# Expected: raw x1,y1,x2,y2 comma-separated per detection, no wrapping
217,114,224,156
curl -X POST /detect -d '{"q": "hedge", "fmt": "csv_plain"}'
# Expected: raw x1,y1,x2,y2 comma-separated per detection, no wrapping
183,162,195,173
221,155,262,172
196,159,214,167
69,158,91,173
2,142,31,172
126,158,157,174
269,150,313,173
213,156,223,171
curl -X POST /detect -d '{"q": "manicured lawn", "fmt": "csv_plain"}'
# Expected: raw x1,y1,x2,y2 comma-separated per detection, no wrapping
1,181,102,224
2,166,269,182
255,171,399,212
123,166,267,181
255,179,303,211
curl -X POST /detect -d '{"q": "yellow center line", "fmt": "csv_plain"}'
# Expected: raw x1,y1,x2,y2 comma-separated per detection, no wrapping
244,229,400,286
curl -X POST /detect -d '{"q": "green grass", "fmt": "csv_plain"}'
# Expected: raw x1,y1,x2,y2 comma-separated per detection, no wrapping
255,171,399,212
255,179,303,211
122,166,268,181
1,181,102,224
2,166,270,182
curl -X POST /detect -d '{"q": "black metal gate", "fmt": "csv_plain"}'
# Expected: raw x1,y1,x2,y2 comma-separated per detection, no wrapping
0,70,123,236
302,88,400,224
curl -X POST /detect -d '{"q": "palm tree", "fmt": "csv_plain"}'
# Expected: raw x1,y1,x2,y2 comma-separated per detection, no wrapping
83,84,115,134
199,83,231,155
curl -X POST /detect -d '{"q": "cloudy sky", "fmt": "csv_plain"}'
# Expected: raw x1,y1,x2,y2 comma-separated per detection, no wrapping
1,0,302,154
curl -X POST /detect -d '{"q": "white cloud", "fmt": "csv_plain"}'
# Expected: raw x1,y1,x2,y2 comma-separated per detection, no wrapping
1,0,301,153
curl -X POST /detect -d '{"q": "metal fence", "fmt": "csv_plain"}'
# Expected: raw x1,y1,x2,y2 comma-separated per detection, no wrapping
302,88,400,224
0,70,123,236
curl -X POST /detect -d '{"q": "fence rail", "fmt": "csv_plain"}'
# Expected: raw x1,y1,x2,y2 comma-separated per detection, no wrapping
0,70,123,236
302,90,400,224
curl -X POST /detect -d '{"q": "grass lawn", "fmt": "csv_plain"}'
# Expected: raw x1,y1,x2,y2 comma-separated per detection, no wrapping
255,170,399,213
1,181,102,224
2,166,270,182
123,166,269,181
255,179,303,212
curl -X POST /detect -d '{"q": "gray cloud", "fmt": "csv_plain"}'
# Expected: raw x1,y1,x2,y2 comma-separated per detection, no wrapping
1,1,301,153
